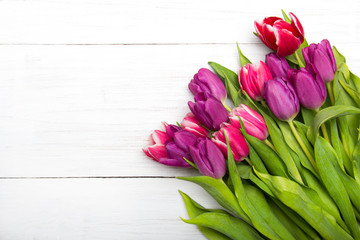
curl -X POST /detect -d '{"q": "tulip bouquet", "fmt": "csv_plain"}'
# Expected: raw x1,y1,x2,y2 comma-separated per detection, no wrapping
143,11,360,240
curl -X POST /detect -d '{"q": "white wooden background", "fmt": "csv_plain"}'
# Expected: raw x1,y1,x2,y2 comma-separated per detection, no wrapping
0,0,360,239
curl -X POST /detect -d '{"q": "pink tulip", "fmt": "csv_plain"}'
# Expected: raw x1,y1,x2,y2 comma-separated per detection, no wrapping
212,123,249,162
229,104,268,141
239,61,273,101
254,13,304,57
143,129,169,162
181,112,209,138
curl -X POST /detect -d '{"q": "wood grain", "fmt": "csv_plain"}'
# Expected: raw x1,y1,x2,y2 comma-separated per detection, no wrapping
0,178,219,239
0,0,359,44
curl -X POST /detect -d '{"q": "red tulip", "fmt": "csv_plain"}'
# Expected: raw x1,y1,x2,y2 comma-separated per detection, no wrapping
254,12,304,57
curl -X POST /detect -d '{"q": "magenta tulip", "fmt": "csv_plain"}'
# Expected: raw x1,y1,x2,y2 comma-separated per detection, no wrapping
229,104,268,141
255,12,304,56
189,138,226,179
302,39,336,82
188,92,229,131
212,123,249,162
265,53,290,78
239,61,273,101
189,68,227,102
264,77,300,121
288,65,327,110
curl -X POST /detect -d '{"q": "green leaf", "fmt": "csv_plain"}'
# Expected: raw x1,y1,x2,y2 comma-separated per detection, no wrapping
208,62,239,91
243,132,288,178
301,167,347,231
225,133,295,240
181,212,263,240
315,137,360,240
333,46,346,67
248,144,268,174
329,119,353,175
307,105,360,144
264,115,303,183
350,71,360,93
223,71,242,107
300,107,316,126
179,191,232,240
333,65,359,156
255,170,353,240
339,76,360,107
236,43,251,67
281,9,291,23
268,199,312,240
237,163,252,179
177,176,250,223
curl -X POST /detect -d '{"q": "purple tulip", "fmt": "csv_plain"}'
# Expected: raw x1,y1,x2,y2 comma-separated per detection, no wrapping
264,77,300,121
188,92,229,131
302,39,336,82
162,129,198,167
265,53,290,78
288,65,326,110
189,138,226,179
144,123,198,168
189,68,227,102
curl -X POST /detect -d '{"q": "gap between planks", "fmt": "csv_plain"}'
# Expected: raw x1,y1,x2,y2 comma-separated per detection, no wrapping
0,176,177,179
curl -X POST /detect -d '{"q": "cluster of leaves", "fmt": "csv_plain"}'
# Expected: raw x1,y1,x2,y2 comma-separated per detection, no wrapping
178,12,360,240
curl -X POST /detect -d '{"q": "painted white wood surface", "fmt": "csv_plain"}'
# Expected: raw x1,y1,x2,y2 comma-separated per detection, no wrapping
0,0,360,239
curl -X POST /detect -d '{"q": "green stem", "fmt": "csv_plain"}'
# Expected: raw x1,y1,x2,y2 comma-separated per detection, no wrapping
326,82,335,105
288,121,318,172
313,108,331,143
264,139,276,152
244,157,253,167
222,102,232,112
294,51,305,68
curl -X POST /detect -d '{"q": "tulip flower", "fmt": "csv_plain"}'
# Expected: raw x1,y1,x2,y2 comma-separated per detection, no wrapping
212,123,249,162
264,77,300,121
239,61,273,101
229,104,268,141
265,53,290,78
189,138,226,179
188,92,229,131
181,112,209,138
188,68,227,102
143,129,169,162
254,13,304,56
287,65,326,110
302,39,336,82
144,124,198,168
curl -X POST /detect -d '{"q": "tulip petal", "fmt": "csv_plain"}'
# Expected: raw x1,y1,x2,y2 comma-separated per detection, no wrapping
158,157,191,167
275,28,301,57
151,130,170,145
289,12,304,41
261,24,278,51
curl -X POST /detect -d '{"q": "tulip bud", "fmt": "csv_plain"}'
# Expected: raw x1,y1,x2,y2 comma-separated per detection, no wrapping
265,53,290,78
188,92,229,131
288,65,326,110
162,130,198,167
255,13,304,56
188,68,227,102
212,123,249,162
143,129,169,162
302,39,336,82
264,77,300,121
239,61,273,101
229,104,268,141
189,138,226,179
143,124,198,168
181,112,209,138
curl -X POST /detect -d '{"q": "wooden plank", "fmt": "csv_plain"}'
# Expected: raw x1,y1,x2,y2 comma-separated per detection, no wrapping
0,0,359,44
1,43,360,177
0,178,220,239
